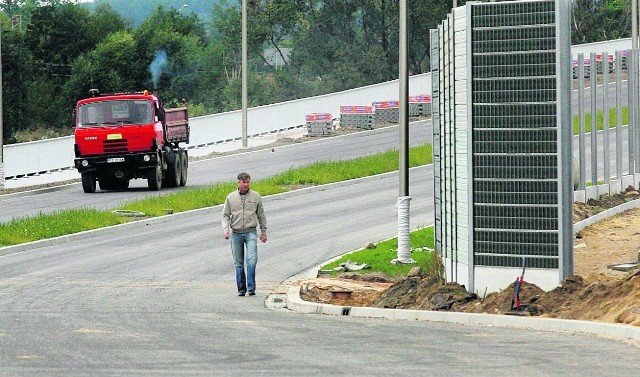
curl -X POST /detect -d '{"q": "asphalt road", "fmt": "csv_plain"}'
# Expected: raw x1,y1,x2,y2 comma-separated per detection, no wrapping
1,168,638,376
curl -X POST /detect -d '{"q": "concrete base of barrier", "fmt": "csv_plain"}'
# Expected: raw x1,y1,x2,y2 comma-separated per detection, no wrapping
622,174,638,190
0,162,4,190
574,173,640,203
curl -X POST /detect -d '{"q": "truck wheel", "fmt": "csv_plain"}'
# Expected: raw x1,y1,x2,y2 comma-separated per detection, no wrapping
81,173,96,193
147,163,162,191
179,150,188,186
163,151,180,188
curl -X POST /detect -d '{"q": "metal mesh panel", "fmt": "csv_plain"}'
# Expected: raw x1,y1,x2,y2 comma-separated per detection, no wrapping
470,0,560,269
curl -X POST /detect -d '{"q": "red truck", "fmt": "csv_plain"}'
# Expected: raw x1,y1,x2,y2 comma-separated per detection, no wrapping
73,89,189,193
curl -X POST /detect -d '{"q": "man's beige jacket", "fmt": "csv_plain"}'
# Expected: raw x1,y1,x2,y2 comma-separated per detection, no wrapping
221,189,267,234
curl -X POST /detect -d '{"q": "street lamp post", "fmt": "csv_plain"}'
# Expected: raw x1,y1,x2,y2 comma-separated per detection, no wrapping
393,0,414,265
399,0,409,198
241,0,248,148
633,0,638,49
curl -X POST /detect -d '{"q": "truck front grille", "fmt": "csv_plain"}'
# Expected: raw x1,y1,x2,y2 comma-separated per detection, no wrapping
103,139,128,154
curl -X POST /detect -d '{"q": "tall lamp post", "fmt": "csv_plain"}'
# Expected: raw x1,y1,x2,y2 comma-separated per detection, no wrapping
633,0,638,49
393,0,414,264
241,0,248,148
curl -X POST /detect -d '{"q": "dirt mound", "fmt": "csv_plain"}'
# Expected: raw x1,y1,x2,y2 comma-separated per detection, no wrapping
370,273,477,311
301,270,640,326
299,277,393,307
540,271,640,325
573,185,640,222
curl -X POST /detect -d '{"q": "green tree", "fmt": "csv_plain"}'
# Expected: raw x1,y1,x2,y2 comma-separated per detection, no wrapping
64,30,139,100
1,21,35,142
24,4,95,64
135,6,208,97
407,0,452,73
572,0,630,44
89,2,130,36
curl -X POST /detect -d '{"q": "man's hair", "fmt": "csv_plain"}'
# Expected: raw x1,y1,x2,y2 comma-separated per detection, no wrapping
237,172,251,181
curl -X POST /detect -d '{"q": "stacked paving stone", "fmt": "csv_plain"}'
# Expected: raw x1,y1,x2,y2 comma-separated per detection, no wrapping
372,100,399,123
339,105,374,129
409,95,432,116
306,113,334,136
595,53,615,74
572,58,592,78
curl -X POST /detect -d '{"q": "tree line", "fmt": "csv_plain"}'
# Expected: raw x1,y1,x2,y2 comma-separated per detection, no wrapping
0,0,633,144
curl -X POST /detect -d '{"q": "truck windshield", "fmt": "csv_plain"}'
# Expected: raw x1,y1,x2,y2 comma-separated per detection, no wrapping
77,100,153,127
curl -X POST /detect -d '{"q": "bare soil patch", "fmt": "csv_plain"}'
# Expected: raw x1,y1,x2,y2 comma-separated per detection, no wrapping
301,187,640,327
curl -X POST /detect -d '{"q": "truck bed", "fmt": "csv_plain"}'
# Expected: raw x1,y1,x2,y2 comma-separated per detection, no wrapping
164,107,190,144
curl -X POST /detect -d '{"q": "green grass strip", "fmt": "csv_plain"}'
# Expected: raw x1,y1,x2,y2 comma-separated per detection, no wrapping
572,106,629,134
0,209,129,246
0,143,433,247
320,226,436,277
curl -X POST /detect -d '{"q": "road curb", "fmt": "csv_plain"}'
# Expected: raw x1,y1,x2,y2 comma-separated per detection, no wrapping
573,198,640,234
285,285,640,342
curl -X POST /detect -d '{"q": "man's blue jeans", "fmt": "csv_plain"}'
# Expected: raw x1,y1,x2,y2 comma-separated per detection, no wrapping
230,230,258,294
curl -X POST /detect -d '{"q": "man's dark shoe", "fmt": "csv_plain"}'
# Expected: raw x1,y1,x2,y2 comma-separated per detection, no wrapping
238,292,246,296
248,291,256,296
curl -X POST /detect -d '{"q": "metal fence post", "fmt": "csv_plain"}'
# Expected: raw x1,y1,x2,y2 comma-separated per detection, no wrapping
578,53,586,190
615,51,623,182
628,51,637,175
603,52,610,185
590,52,598,189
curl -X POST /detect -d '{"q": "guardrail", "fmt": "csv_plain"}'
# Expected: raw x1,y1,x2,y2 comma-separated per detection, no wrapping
2,73,431,179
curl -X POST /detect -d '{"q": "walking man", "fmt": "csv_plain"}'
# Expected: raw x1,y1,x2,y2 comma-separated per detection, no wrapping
222,172,268,296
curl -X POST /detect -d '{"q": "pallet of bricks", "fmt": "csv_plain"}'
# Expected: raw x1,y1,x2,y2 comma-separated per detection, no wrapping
409,95,432,116
306,113,333,136
339,105,374,129
372,100,399,124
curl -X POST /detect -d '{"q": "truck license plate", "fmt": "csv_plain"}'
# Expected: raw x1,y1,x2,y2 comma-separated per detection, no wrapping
107,157,125,163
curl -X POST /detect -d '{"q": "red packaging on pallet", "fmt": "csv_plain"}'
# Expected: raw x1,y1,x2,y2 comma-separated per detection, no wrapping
339,105,374,114
409,95,432,103
372,100,399,109
305,113,332,122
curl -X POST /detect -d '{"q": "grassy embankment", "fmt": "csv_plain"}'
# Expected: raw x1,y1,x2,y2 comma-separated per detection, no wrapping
320,226,437,277
0,144,432,249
